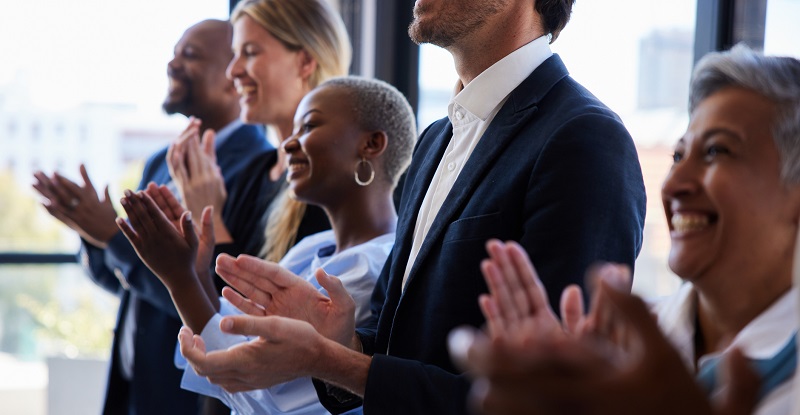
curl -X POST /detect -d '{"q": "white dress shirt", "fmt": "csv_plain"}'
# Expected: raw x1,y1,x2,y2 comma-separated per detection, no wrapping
402,36,553,289
651,283,798,415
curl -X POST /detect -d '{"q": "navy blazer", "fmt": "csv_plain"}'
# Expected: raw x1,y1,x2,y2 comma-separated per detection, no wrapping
319,55,646,414
81,123,269,415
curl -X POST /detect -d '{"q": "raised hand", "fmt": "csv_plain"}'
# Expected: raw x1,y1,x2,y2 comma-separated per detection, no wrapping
167,118,231,243
142,183,216,280
32,164,119,248
116,190,217,331
451,281,760,415
216,255,358,347
116,190,198,290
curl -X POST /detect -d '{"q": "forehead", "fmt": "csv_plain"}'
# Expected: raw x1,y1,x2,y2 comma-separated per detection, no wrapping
298,86,355,118
232,15,271,42
178,23,229,54
683,87,777,145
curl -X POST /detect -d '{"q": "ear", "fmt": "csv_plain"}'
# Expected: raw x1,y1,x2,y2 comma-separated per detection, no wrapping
297,49,317,83
359,131,388,160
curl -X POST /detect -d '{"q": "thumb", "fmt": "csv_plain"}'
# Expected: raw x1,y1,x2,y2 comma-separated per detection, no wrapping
220,314,275,339
103,185,113,205
315,268,354,306
180,211,199,249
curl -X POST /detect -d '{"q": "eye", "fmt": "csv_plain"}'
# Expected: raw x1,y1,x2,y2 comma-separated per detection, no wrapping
301,122,315,133
705,144,730,159
243,46,257,57
671,150,683,163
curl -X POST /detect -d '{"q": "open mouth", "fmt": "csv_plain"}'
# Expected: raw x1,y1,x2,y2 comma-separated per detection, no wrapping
670,212,718,234
287,159,309,178
236,84,256,99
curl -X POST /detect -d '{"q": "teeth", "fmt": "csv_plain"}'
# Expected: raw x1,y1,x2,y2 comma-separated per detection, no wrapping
236,85,256,96
671,213,710,233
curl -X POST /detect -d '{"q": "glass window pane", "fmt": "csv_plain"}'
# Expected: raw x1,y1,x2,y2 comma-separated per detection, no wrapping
0,2,228,413
764,0,800,57
416,1,698,299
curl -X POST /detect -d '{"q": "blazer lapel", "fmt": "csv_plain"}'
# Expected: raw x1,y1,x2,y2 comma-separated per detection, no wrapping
402,54,571,290
387,120,453,293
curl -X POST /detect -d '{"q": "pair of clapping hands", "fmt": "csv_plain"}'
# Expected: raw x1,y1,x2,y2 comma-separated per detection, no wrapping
450,240,760,415
31,118,227,249
116,182,360,390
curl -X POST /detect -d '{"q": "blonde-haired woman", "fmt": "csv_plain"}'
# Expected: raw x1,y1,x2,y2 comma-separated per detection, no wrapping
167,0,352,273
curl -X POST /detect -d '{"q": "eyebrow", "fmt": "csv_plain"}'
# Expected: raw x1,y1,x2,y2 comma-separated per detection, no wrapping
301,109,322,119
701,127,743,143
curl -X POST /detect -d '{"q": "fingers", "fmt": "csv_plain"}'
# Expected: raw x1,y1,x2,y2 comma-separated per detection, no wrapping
116,217,139,246
199,206,215,242
560,285,585,335
505,241,551,316
201,129,217,161
221,286,267,317
79,164,96,193
215,255,285,309
482,240,552,333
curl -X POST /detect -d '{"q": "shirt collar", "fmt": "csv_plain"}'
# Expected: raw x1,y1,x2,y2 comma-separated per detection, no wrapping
450,35,552,122
213,119,244,150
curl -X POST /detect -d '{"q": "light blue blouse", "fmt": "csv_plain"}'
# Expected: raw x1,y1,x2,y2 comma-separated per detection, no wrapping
178,230,394,415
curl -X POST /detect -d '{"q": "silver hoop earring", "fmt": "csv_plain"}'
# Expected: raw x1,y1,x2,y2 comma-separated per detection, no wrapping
354,158,375,186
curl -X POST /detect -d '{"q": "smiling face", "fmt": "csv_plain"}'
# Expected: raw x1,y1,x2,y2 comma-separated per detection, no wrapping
662,87,800,287
227,15,313,131
283,86,365,206
163,21,234,117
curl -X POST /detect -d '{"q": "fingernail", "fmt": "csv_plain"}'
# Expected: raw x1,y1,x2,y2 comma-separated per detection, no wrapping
124,189,133,197
220,318,232,332
185,212,192,221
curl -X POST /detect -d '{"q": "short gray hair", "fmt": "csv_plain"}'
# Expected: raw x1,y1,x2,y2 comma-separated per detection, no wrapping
690,44,800,184
320,76,417,187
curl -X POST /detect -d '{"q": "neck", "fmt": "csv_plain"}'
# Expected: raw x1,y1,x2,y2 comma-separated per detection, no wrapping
694,272,792,357
449,8,544,86
324,187,397,253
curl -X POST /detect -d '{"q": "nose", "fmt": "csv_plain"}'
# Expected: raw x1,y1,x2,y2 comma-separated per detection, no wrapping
167,55,180,76
661,155,702,203
282,134,301,154
226,54,243,81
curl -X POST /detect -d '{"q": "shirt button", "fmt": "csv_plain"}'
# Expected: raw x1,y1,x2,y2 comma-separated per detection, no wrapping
454,111,463,120
447,162,456,171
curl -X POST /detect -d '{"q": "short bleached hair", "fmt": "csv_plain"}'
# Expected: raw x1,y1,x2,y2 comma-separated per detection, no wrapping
321,76,417,187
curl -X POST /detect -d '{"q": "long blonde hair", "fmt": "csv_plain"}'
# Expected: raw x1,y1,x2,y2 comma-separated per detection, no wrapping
233,0,351,261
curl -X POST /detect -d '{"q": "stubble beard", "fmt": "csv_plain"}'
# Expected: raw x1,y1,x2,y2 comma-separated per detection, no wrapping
407,1,504,48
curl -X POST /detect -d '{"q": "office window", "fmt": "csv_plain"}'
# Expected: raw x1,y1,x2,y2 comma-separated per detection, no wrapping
417,1,698,299
0,1,228,413
764,0,800,57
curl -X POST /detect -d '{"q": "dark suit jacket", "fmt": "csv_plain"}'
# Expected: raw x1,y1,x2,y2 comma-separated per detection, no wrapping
80,124,270,415
318,54,647,414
